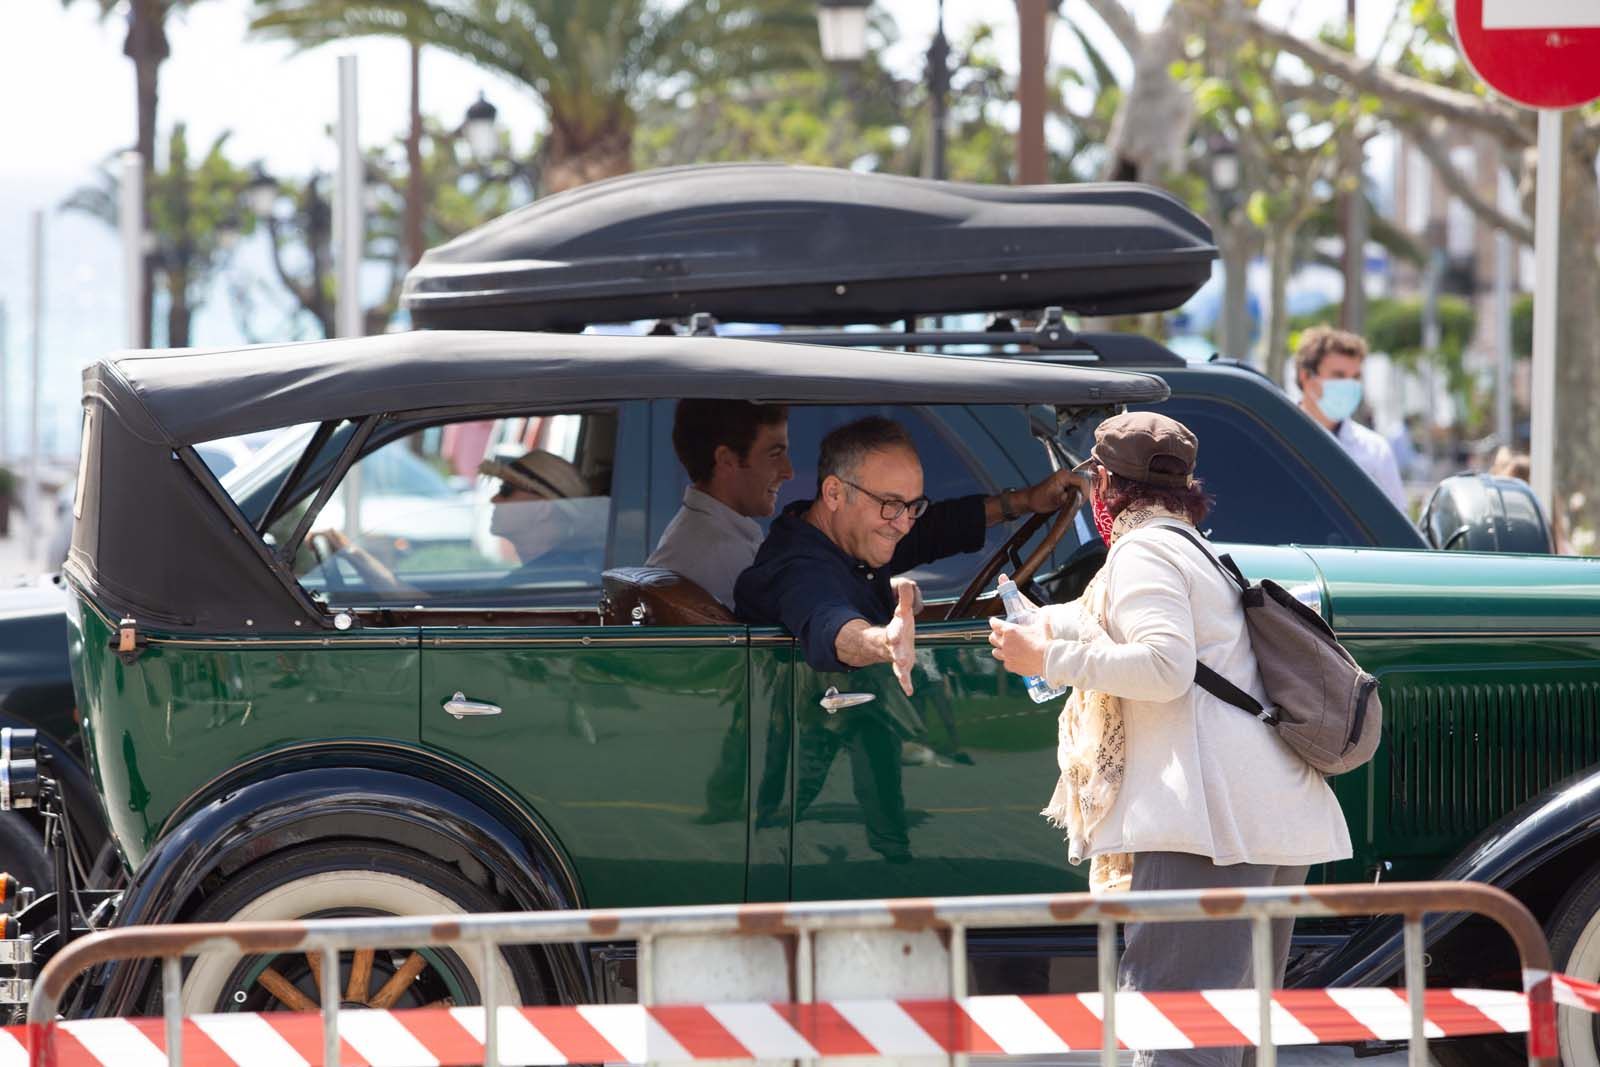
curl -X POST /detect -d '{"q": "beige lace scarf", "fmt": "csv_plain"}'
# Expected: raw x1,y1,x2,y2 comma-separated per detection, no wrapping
1041,502,1193,893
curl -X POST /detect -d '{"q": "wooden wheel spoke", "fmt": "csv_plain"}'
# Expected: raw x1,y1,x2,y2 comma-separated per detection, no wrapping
257,966,318,1012
346,948,374,1004
368,952,428,1010
420,997,456,1009
305,952,323,995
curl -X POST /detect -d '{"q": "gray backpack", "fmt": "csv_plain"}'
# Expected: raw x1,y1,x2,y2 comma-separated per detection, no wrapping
1161,525,1381,776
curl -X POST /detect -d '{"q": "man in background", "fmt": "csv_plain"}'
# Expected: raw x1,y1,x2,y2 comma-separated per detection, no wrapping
647,400,792,608
1295,325,1407,512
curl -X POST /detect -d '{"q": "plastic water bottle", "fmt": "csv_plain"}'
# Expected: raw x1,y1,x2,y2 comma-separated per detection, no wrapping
998,576,1069,704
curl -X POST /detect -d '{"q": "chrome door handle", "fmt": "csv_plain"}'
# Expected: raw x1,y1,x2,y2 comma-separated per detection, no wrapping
443,692,502,719
820,686,875,714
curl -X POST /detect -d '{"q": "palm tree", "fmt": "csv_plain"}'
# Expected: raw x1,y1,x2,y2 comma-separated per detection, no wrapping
61,126,253,347
248,0,824,195
62,0,207,345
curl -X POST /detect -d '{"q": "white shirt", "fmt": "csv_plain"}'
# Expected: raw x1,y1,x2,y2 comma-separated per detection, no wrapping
1335,419,1407,512
1039,521,1352,867
646,487,765,608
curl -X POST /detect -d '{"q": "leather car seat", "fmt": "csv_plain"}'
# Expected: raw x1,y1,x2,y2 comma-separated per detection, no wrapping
600,567,736,626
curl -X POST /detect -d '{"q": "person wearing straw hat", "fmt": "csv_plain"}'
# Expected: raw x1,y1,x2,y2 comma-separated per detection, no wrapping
477,449,603,585
988,411,1351,1067
311,448,600,594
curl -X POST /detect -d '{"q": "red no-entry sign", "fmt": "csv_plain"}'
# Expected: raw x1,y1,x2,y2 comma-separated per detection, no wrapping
1452,0,1600,109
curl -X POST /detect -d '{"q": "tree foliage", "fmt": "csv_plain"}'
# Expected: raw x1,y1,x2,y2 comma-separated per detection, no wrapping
61,0,212,345
61,125,254,347
249,0,825,192
238,118,519,339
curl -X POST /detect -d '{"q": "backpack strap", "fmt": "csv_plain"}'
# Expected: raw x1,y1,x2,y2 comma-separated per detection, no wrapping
1147,524,1279,726
1154,523,1248,593
1194,663,1280,725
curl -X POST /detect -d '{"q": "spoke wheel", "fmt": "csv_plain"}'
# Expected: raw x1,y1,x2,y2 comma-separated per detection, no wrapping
177,842,548,1014
223,941,470,1014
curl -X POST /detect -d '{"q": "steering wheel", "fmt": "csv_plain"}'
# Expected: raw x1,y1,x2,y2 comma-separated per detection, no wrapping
944,493,1082,621
306,530,350,595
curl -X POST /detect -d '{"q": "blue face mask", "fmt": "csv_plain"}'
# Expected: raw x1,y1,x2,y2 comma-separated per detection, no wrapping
1316,377,1363,423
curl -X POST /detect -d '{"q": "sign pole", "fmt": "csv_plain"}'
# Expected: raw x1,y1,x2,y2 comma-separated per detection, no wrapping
336,54,363,341
335,54,366,541
1530,108,1561,513
27,211,44,569
119,151,145,349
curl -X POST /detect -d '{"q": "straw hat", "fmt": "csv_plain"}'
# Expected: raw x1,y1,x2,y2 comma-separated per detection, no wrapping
478,449,589,499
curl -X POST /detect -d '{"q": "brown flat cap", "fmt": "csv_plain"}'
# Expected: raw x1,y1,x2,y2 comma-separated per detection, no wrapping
1079,411,1198,488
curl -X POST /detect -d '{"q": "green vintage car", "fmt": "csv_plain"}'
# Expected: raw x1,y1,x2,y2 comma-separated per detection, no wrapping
34,168,1600,1066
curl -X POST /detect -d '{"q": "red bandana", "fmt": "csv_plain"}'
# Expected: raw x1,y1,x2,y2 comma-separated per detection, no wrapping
1091,492,1116,543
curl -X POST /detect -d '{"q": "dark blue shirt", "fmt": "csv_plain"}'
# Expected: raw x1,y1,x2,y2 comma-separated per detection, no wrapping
734,495,987,672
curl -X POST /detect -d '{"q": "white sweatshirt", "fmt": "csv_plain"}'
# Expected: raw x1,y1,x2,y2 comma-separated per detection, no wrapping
1040,521,1352,867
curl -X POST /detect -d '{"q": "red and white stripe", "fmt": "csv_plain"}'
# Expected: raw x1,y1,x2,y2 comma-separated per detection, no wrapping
5,978,1593,1066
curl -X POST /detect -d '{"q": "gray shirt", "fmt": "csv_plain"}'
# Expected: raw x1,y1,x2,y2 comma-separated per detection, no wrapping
646,487,765,608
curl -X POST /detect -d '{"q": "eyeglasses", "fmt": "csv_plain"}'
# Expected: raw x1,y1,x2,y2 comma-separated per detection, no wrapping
840,478,930,521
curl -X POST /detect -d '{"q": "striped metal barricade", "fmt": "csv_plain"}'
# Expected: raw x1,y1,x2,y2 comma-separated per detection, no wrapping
21,880,1559,1067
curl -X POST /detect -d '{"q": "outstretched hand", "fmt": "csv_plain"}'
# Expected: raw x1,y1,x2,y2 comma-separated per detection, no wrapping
886,580,918,696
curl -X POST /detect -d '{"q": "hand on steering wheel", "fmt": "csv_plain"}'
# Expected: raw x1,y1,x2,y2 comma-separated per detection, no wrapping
306,528,351,591
945,480,1086,621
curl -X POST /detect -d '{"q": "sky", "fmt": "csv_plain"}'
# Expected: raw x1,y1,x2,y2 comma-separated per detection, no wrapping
0,0,1394,459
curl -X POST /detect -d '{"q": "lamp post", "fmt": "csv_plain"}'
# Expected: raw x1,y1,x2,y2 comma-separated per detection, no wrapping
816,1,952,181
463,92,500,164
926,0,950,181
246,163,344,337
1206,132,1250,360
1207,133,1241,217
453,91,539,195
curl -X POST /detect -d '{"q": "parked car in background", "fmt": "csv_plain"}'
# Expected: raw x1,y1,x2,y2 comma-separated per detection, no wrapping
1,166,1586,1067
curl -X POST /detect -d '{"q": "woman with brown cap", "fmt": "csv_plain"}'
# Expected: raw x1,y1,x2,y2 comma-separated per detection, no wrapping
989,411,1350,1067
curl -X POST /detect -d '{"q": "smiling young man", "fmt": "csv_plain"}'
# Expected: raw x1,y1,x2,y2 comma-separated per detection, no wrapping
1295,325,1406,511
646,399,793,608
734,416,1080,695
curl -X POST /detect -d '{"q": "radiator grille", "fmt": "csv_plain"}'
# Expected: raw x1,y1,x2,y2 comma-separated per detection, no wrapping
1385,681,1600,841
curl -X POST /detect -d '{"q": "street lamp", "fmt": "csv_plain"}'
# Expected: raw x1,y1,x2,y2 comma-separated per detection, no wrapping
463,92,500,164
818,1,952,180
817,0,870,62
454,92,539,196
245,163,279,220
927,0,950,181
1206,133,1241,217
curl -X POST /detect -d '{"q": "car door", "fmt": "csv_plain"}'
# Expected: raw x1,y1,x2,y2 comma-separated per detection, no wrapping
335,403,751,910
763,404,1078,902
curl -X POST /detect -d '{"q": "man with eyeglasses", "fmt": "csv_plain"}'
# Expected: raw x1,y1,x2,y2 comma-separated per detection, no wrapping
734,415,1078,694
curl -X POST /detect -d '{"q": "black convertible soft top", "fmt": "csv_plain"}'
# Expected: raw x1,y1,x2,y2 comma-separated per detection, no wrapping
72,330,1167,633
87,329,1166,446
403,164,1216,330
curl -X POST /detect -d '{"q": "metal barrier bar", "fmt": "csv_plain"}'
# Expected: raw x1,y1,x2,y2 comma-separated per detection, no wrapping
481,938,500,1067
1097,919,1116,1067
25,881,1559,1067
159,956,180,1066
1253,914,1274,1067
1405,917,1427,1067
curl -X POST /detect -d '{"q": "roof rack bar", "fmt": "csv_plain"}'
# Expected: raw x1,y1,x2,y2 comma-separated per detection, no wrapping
741,329,1092,351
721,324,1187,367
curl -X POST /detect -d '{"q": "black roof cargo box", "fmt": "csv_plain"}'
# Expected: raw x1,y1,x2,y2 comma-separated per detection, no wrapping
402,163,1216,331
